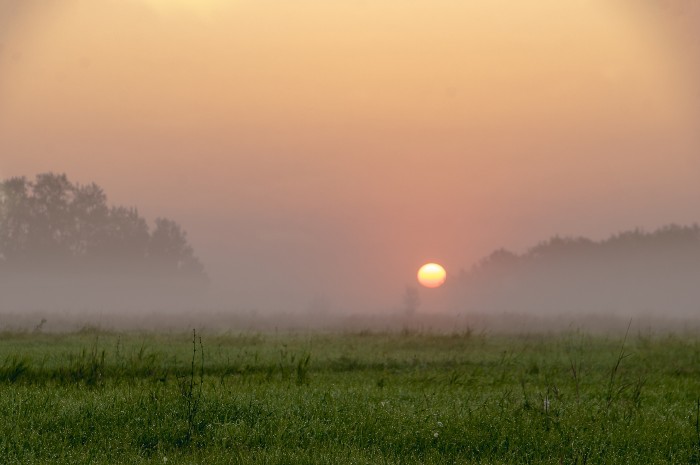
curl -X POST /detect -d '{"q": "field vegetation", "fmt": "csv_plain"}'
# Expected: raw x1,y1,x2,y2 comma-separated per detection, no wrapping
1,327,700,464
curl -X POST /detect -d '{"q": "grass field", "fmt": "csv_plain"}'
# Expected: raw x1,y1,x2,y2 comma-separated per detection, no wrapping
2,327,700,464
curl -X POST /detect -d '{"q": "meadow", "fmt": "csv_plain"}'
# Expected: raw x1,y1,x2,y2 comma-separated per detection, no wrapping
1,327,700,464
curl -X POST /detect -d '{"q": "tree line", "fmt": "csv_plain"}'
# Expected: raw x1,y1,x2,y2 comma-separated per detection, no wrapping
0,173,207,309
455,224,700,316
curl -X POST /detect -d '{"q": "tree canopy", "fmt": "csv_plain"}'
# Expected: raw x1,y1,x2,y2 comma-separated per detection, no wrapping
0,173,207,309
456,224,700,316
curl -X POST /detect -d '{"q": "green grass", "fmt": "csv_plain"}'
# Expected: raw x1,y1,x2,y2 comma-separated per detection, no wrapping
1,328,700,463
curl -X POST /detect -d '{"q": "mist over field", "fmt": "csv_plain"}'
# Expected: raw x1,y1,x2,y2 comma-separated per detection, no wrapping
1,1,700,330
2,174,700,332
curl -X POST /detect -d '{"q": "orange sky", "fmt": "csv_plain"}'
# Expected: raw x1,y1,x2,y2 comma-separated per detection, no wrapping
1,0,699,312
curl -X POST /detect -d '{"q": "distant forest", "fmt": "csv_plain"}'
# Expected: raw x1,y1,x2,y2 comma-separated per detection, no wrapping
455,225,700,317
0,173,206,310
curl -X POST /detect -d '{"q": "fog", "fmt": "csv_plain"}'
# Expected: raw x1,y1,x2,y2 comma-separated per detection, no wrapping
1,0,700,330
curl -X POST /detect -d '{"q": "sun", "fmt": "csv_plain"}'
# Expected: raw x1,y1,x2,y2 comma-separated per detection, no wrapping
417,263,447,288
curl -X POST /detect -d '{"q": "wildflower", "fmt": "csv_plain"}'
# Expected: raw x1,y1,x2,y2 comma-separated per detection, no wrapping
163,457,168,464
434,432,439,438
437,421,443,428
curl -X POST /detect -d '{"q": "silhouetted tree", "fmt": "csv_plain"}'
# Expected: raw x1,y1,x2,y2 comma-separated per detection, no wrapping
0,177,32,264
102,206,150,264
148,218,205,277
0,172,207,284
403,285,421,315
28,173,74,263
69,182,109,258
457,224,700,316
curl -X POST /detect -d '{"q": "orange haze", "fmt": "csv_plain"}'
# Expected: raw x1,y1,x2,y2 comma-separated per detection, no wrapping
1,0,699,312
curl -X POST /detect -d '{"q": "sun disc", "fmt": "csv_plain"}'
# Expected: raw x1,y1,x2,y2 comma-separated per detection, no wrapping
417,263,447,288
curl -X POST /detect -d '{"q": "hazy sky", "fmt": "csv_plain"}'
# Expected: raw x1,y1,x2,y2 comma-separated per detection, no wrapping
1,0,699,312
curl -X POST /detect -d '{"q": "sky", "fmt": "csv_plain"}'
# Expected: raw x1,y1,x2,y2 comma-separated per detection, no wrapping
1,0,700,313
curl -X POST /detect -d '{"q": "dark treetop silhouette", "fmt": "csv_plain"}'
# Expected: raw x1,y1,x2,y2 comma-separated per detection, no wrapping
0,173,207,310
